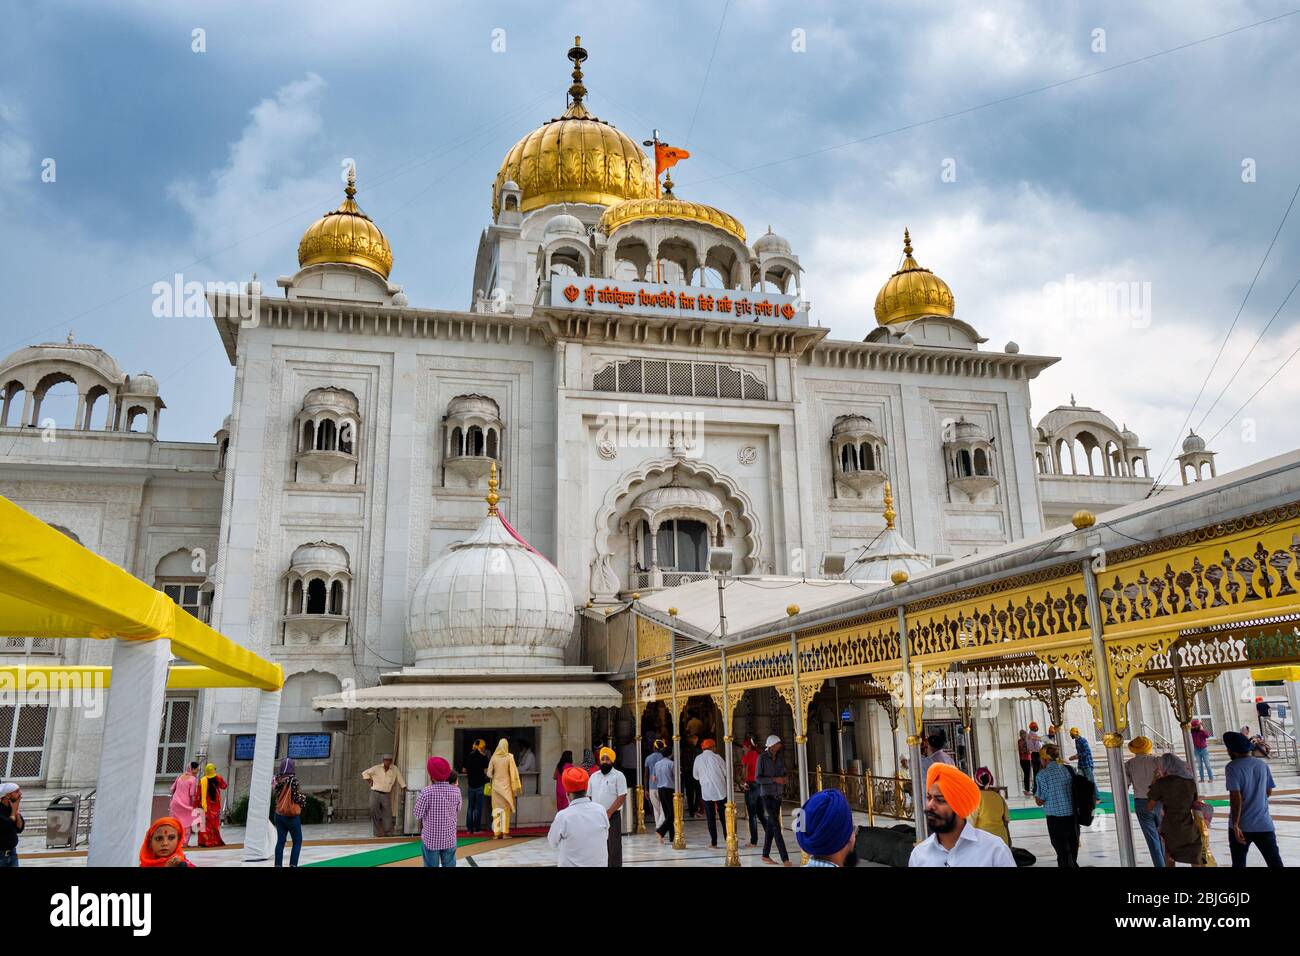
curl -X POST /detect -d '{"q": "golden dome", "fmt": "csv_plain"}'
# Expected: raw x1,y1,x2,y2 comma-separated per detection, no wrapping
297,167,393,279
873,229,955,326
492,38,656,218
598,188,746,244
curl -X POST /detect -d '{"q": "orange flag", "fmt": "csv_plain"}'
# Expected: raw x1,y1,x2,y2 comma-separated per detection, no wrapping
655,142,690,178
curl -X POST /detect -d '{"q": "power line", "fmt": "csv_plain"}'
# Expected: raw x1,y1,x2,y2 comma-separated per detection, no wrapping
1148,176,1300,493
682,0,731,149
678,7,1300,189
1194,272,1300,433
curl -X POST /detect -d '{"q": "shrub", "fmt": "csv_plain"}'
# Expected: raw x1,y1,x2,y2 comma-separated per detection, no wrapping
226,792,327,826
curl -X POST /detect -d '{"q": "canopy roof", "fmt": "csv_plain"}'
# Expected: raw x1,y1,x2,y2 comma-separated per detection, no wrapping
0,496,282,691
312,681,624,711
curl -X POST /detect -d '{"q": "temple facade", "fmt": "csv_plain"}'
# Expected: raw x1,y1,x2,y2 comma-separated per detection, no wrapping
3,39,1263,826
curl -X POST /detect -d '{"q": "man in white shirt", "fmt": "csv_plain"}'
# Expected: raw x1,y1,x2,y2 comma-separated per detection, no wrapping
548,767,609,867
910,763,1015,867
361,753,407,837
692,739,730,848
585,746,628,867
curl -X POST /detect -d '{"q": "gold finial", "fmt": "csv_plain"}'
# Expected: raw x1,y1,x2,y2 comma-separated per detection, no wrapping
567,35,588,108
786,604,800,617
891,570,909,586
882,481,896,530
668,607,678,617
631,592,641,601
486,461,500,515
1071,509,1096,530
345,162,357,200
902,228,912,258
662,173,675,197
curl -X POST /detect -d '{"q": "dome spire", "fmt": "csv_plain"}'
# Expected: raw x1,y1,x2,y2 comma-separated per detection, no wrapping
344,162,357,200
902,228,913,258
882,480,896,530
566,35,589,115
486,460,500,516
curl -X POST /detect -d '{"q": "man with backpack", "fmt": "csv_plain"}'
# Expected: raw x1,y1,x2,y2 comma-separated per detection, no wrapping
1033,743,1081,866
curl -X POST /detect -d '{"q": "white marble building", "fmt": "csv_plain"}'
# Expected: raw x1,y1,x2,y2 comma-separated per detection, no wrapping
3,40,1258,821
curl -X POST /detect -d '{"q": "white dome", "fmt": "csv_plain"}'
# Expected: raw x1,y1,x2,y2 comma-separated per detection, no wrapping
753,227,792,257
630,483,721,520
0,339,125,384
948,418,987,442
1182,430,1206,453
1120,423,1140,445
407,513,575,669
127,372,159,396
290,541,350,574
543,213,587,242
832,413,882,441
850,528,932,586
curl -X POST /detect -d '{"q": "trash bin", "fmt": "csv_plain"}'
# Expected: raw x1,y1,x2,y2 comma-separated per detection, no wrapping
46,793,80,849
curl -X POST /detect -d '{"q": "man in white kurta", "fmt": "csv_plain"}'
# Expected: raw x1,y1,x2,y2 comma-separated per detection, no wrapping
692,739,731,848
548,767,609,867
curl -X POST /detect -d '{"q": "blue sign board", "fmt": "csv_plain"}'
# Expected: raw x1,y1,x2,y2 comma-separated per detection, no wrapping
841,708,854,723
287,733,332,760
234,734,256,761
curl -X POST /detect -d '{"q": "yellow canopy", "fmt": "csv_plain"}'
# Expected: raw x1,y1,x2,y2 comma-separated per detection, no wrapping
0,496,282,691
1251,666,1300,683
0,665,268,691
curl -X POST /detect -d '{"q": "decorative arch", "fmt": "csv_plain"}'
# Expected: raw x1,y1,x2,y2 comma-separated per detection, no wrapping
592,456,763,576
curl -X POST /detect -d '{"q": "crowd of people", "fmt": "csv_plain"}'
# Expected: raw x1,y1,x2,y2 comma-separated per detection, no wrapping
2,702,1287,869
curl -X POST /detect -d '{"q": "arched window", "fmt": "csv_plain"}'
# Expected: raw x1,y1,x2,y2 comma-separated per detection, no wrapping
302,420,315,452
317,418,337,451
957,449,973,478
125,406,149,432
642,519,709,573
450,426,463,457
329,580,344,615
305,579,327,615
973,448,989,476
338,422,353,455
468,426,484,456
291,580,304,614
1,381,25,428
486,428,498,460
841,444,858,473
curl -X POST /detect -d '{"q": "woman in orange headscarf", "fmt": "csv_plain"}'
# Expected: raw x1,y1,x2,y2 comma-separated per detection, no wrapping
139,817,196,867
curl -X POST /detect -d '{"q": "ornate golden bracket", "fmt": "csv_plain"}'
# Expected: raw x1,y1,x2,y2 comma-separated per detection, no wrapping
1106,635,1172,733
775,679,825,724
1138,671,1219,724
1034,636,1171,734
1033,645,1102,733
1025,683,1081,728
910,663,949,736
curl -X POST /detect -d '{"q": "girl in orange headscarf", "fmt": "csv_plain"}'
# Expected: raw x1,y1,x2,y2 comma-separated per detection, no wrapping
139,817,196,867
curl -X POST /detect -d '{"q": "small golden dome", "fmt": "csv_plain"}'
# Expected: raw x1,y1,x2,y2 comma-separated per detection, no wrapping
492,38,656,218
873,229,955,326
599,179,746,244
297,167,393,279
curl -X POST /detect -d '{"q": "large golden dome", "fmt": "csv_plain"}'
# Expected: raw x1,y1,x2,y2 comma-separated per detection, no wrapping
492,38,656,218
297,168,393,279
873,229,955,326
599,190,746,244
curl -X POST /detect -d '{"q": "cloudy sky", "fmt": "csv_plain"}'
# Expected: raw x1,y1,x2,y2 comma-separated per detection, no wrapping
4,0,1298,485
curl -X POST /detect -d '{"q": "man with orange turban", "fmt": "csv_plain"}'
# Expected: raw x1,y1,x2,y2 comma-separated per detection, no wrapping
547,766,609,866
693,739,730,848
587,745,628,867
909,764,1015,866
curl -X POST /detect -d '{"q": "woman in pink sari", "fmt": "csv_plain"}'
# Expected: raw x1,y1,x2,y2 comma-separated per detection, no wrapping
553,750,574,811
169,761,201,846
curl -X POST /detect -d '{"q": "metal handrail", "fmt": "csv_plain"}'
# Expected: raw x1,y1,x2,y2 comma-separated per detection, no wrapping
813,769,913,825
1141,722,1179,754
1260,716,1299,768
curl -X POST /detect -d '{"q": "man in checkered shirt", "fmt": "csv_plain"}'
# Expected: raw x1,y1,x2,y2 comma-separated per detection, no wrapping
415,756,463,867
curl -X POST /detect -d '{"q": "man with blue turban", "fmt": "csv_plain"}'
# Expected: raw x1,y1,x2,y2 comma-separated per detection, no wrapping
796,788,857,867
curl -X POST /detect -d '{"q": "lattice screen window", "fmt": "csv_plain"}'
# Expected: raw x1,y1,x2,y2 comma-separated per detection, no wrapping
2,637,58,655
156,697,194,776
0,704,49,779
593,358,766,400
